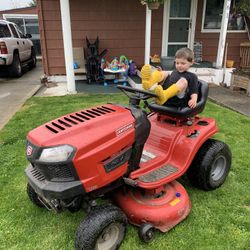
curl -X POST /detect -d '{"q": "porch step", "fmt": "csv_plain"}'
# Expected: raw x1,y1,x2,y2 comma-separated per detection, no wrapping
189,67,216,77
138,165,178,183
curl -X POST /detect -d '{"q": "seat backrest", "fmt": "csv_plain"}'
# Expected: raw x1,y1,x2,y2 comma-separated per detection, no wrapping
147,80,209,119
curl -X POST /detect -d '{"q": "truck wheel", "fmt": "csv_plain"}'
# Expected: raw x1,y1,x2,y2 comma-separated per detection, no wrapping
75,204,127,250
28,47,36,69
27,183,45,208
9,53,22,77
187,139,232,191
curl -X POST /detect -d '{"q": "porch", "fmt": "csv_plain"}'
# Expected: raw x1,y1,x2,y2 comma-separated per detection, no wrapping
37,0,249,93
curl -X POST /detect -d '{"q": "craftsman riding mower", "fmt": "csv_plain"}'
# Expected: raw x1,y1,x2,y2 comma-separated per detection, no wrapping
25,81,231,249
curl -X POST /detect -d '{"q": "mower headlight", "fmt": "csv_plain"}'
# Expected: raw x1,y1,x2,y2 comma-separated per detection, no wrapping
39,145,74,163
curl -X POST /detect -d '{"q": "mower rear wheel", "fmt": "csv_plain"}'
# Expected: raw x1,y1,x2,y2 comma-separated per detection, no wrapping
187,139,231,191
27,183,45,208
138,223,154,243
75,204,127,250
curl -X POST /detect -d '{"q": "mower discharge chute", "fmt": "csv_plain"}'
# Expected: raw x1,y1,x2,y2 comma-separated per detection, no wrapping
25,82,231,249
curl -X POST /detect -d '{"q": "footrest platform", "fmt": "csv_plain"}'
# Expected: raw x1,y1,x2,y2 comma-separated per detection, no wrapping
138,165,178,183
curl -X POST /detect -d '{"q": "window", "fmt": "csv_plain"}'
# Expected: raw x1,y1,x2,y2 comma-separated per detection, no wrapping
0,23,11,38
7,18,25,33
9,24,19,38
16,27,25,38
25,19,39,35
203,0,245,31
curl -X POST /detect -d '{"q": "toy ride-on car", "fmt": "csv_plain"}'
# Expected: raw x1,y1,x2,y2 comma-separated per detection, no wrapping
25,80,231,249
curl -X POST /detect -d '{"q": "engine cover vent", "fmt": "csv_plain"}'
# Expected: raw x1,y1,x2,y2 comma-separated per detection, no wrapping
45,105,116,133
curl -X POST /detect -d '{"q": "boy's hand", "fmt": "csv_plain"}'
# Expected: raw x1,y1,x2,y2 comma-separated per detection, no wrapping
188,99,197,108
188,94,198,108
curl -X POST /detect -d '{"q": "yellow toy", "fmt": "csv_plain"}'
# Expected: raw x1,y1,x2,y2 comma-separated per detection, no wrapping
150,54,161,63
141,64,180,105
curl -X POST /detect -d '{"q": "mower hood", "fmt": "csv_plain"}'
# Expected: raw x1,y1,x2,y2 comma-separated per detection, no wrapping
27,104,135,150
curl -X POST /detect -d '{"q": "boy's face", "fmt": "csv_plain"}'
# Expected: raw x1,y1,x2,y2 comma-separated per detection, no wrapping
175,58,193,73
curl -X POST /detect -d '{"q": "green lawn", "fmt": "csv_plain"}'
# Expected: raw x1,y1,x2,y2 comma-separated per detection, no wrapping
0,93,249,250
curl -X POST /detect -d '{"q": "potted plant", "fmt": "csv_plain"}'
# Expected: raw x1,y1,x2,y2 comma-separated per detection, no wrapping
233,0,250,36
140,0,165,10
235,0,250,17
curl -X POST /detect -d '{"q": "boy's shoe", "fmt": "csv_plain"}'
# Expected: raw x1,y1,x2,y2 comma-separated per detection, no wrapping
141,64,164,90
155,84,180,105
141,64,152,90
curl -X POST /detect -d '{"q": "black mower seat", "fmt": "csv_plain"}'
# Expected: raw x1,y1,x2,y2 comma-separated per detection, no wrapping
147,80,208,119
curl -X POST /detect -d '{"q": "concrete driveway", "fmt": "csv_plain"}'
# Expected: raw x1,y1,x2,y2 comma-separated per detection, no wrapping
0,62,43,130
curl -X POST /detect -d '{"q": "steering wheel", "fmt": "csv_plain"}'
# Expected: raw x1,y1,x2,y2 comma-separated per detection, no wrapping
117,85,157,101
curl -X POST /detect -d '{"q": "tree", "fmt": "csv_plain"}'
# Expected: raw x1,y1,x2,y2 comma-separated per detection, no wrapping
235,0,250,16
28,0,37,7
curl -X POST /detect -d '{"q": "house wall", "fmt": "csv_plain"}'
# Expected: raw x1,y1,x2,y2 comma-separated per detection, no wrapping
0,7,37,19
38,0,163,75
38,0,248,75
195,0,249,67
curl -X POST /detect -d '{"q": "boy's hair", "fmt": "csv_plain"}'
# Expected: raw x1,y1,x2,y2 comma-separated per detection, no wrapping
175,48,194,62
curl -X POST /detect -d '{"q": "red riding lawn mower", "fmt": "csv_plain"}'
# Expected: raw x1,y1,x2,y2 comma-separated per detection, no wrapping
25,81,231,249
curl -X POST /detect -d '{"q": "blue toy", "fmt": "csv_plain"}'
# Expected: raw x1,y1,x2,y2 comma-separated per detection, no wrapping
73,62,79,69
110,57,119,71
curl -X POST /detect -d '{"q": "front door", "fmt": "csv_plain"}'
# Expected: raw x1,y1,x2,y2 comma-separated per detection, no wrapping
163,0,197,57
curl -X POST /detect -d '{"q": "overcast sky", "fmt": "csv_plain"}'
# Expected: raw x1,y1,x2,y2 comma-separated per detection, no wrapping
0,0,31,11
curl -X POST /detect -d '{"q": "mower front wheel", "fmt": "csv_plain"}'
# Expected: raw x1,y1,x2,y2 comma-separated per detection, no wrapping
27,183,45,208
187,139,232,191
75,204,127,250
139,223,155,243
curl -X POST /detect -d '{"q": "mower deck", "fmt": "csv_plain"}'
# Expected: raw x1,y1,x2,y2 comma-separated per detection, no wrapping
113,180,191,233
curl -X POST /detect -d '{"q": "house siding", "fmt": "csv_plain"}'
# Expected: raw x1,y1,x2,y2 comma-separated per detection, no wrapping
38,0,163,75
195,0,249,67
38,0,248,75
0,7,37,19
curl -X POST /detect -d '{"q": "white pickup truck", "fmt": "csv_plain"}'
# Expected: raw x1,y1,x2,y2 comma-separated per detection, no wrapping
0,19,36,77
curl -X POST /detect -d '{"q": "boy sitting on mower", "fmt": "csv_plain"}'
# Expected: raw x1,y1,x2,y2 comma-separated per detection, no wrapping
141,47,198,108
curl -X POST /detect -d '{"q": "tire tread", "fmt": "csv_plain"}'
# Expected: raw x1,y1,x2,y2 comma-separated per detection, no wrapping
187,139,231,190
75,204,127,250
